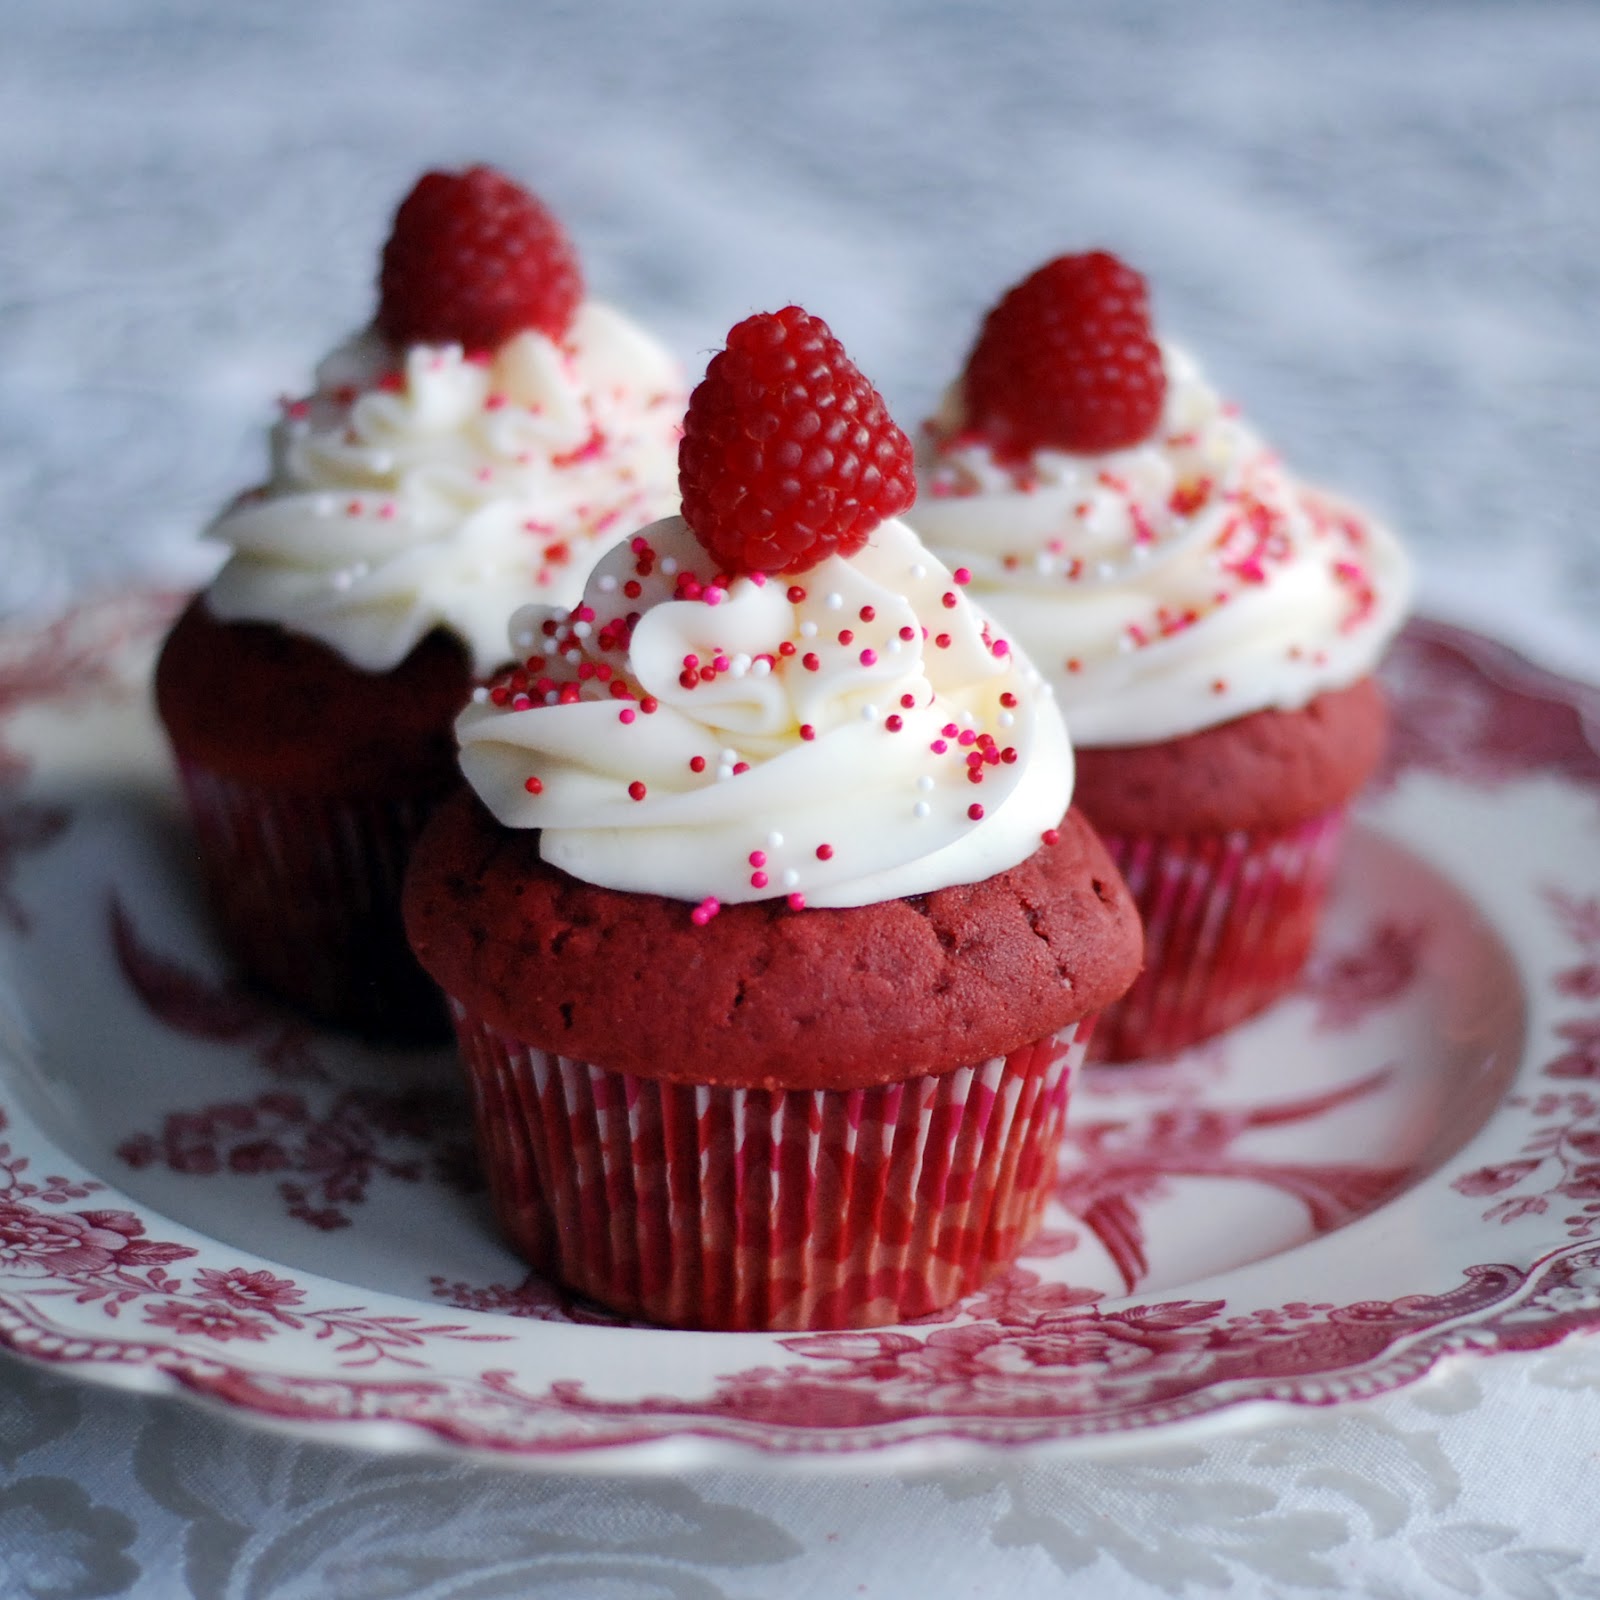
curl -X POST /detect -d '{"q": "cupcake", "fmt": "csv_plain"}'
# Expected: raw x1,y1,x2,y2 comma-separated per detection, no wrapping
908,252,1411,1061
155,165,684,1041
404,306,1142,1330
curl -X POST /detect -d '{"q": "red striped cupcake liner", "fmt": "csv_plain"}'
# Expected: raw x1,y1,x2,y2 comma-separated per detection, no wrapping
1089,809,1346,1063
174,758,450,1041
449,1012,1091,1331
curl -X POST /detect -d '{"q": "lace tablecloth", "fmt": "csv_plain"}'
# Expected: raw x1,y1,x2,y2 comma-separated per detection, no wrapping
2,2,1598,1594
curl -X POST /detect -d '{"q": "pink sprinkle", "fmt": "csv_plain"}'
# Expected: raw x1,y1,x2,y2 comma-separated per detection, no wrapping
787,892,806,911
750,572,768,587
968,803,985,821
816,843,834,861
931,739,948,754
899,625,916,642
990,638,1010,658
953,567,971,585
749,849,767,868
859,648,878,666
690,897,721,926
958,729,978,747
703,587,726,607
618,708,636,724
885,714,903,732
750,871,769,889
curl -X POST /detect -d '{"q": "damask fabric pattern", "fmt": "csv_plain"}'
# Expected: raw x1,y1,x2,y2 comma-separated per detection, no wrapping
3,0,1600,1595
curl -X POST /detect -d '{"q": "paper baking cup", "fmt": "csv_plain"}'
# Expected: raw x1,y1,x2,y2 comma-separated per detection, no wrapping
1089,810,1346,1063
175,758,449,1041
449,1013,1090,1331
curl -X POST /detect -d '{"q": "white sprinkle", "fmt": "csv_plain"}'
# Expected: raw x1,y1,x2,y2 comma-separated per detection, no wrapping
1131,541,1154,563
471,686,489,704
1096,560,1118,580
910,562,928,579
860,704,878,723
369,451,394,474
720,748,739,764
916,775,934,792
825,592,844,611
781,868,799,888
330,570,353,591
314,495,336,517
730,653,752,678
716,764,734,782
564,648,582,664
913,801,931,819
959,709,976,726
597,574,619,593
1034,551,1054,575
541,635,560,655
752,657,772,677
661,556,679,575
544,690,560,706
571,621,593,640
998,710,1015,729
766,831,784,849
799,620,818,639
887,636,903,654
1117,633,1136,653
1041,682,1056,698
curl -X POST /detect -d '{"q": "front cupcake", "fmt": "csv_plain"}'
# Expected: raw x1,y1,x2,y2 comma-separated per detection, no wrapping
155,165,684,1041
404,306,1141,1330
909,252,1412,1061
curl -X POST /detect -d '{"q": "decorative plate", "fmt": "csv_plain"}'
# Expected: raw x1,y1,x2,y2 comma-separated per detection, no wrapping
0,596,1597,1470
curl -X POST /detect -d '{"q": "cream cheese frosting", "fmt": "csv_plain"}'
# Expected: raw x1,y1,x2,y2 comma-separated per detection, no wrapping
204,302,684,675
909,343,1412,747
455,514,1073,910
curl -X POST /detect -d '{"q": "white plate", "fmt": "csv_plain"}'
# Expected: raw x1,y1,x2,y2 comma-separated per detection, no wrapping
0,595,1597,1470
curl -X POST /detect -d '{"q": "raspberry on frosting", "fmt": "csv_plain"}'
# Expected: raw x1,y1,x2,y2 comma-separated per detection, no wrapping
376,164,584,351
678,306,916,576
960,251,1166,458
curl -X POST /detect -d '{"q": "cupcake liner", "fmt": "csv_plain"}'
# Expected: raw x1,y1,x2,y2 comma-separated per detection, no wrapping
175,757,449,1041
1089,809,1346,1063
449,1010,1091,1331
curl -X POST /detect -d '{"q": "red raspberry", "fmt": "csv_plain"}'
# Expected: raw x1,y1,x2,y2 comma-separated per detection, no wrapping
960,251,1166,458
679,307,916,575
376,165,583,352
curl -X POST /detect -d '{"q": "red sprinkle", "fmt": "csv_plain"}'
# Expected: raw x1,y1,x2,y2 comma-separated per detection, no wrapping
1000,692,1018,708
967,803,985,820
628,781,647,802
799,723,816,741
1042,827,1060,846
885,714,903,732
689,755,707,773
859,605,876,621
941,591,958,609
934,633,952,649
816,843,834,861
523,776,544,794
899,625,916,642
802,652,821,672
838,629,855,646
787,585,807,603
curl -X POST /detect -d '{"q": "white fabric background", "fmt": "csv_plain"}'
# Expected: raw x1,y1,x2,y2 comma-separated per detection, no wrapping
1,1,1598,1594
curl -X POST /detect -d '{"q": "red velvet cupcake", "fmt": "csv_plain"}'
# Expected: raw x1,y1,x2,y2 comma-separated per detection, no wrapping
404,307,1141,1329
910,252,1412,1060
155,165,683,1041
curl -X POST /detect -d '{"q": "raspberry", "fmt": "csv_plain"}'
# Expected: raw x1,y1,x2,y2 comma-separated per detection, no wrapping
679,307,916,575
376,165,583,352
960,251,1166,458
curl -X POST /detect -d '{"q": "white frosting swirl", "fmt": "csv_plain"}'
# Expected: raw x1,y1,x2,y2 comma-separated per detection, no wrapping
204,303,684,674
908,344,1412,746
456,515,1073,909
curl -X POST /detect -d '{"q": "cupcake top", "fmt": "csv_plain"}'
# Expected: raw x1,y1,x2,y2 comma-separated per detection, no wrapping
454,305,1074,913
908,252,1412,748
204,166,684,676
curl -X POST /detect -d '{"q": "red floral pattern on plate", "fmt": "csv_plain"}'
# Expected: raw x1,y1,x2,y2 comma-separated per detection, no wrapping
0,599,1593,1464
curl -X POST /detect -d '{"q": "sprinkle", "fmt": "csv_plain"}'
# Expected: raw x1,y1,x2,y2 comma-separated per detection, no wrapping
802,652,821,672
1042,827,1060,846
524,776,544,794
934,633,952,649
859,647,877,666
732,761,750,775
749,850,767,867
766,832,783,849
471,686,489,704
913,801,931,819
661,556,679,575
750,871,769,889
816,843,834,861
800,724,816,741
703,586,726,607
800,620,818,639
899,625,916,642
917,775,934,792
640,696,659,714
998,711,1015,729
838,629,855,646
618,708,636,724
859,605,876,622
597,574,618,594
1000,747,1018,764
782,868,799,888
860,704,878,722
990,638,1010,658
1212,678,1228,694
787,585,807,603
689,755,707,773
825,592,844,610
691,897,721,926
787,892,806,911
885,714,903,732
1066,658,1082,674
941,591,958,609
1000,692,1018,708
968,803,985,821
910,562,928,579
931,739,948,754
628,781,647,802
952,567,971,585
